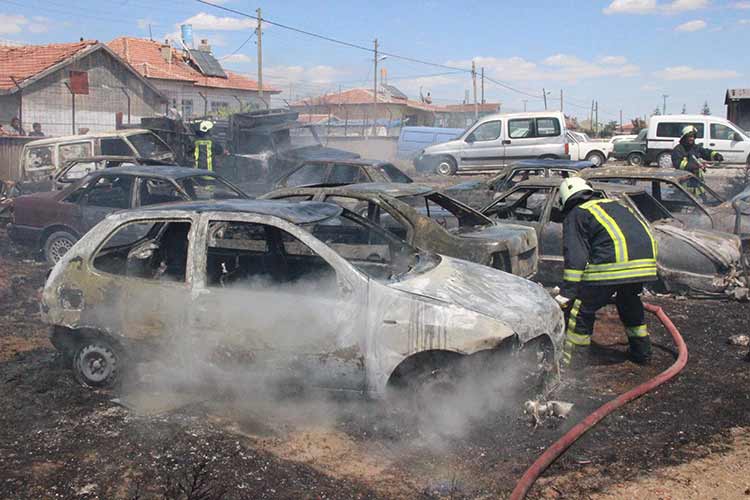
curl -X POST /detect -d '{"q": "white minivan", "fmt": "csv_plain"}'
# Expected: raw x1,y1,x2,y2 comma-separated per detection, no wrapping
414,111,569,175
646,114,750,168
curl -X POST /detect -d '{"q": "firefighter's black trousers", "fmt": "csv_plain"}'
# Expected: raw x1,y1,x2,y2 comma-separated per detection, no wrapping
563,283,652,364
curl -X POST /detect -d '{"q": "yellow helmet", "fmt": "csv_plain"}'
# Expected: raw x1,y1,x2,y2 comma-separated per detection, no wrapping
199,120,214,133
559,176,593,206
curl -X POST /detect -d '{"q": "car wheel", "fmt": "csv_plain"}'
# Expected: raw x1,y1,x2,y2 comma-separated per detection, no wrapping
73,340,122,389
627,152,645,167
44,231,77,265
657,152,673,169
435,156,457,176
585,151,605,167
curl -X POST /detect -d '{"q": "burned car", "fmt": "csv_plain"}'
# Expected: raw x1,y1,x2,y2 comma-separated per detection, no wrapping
272,159,413,191
582,166,750,237
41,199,564,395
444,159,593,210
263,183,538,278
8,166,247,264
481,178,747,296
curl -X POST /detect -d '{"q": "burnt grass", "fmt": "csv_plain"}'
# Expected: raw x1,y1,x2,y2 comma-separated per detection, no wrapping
0,231,749,499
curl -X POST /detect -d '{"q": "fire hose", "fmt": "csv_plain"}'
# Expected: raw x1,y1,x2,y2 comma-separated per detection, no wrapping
509,303,688,500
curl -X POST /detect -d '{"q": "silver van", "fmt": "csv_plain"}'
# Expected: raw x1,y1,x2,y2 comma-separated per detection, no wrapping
21,129,175,182
414,111,569,175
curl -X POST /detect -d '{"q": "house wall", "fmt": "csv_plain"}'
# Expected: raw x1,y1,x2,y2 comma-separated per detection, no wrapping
150,80,265,118
727,100,750,132
1,49,166,137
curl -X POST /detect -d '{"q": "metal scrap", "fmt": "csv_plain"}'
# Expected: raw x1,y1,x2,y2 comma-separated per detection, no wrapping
524,399,574,427
727,335,750,347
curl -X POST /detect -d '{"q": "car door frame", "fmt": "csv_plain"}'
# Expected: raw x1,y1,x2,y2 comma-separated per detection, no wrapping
76,173,138,233
707,120,747,164
459,119,505,171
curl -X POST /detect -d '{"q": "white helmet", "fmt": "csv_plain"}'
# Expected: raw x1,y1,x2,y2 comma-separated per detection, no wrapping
680,125,698,140
559,176,593,206
199,120,214,133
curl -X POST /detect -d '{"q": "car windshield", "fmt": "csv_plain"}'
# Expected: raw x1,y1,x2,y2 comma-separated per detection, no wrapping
625,192,674,223
376,163,412,183
677,177,723,206
176,175,245,200
300,210,434,282
273,125,322,151
401,192,492,230
128,133,172,158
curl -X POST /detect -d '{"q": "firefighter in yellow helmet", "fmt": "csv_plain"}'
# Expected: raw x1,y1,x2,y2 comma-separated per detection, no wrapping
193,120,223,171
555,177,659,367
671,125,722,199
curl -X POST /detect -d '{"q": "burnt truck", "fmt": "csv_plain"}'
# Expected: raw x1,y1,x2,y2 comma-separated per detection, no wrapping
126,109,360,195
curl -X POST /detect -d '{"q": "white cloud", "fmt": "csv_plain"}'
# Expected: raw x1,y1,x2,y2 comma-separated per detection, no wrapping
654,65,739,80
0,13,49,35
220,53,251,64
603,0,708,14
599,55,628,65
675,19,706,31
27,16,49,34
734,1,750,8
640,84,661,91
739,18,750,23
179,12,255,31
264,64,349,85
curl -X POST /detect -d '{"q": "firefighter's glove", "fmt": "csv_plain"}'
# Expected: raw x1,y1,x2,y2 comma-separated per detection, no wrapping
713,153,724,162
554,295,571,310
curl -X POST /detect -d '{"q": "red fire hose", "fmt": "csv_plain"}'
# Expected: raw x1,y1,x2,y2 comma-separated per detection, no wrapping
509,303,688,500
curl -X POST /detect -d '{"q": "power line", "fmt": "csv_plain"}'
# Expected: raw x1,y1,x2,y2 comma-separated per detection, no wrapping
220,30,256,60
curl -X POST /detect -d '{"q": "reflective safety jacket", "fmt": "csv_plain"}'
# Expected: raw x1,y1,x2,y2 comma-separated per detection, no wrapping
562,198,658,298
194,139,222,171
670,143,718,197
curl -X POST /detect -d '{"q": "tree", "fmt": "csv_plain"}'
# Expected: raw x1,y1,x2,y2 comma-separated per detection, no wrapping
681,104,687,114
631,118,647,134
701,101,711,115
652,106,661,116
602,120,619,137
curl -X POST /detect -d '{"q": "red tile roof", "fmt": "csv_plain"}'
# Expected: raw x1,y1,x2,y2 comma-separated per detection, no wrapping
293,87,445,111
108,37,279,93
0,40,98,90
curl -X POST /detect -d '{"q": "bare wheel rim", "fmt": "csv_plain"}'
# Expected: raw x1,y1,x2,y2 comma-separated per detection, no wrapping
629,154,643,166
587,153,603,166
437,161,453,175
79,347,117,384
49,236,74,263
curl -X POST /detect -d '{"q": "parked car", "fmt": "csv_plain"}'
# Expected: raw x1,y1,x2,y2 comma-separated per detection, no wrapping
581,166,750,236
414,111,569,175
444,159,593,209
566,132,612,167
20,130,175,183
396,126,464,161
480,178,747,296
8,166,247,264
612,129,648,166
262,182,539,278
41,199,564,393
646,114,750,168
272,159,413,191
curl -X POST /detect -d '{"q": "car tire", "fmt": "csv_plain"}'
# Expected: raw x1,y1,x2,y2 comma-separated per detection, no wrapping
435,156,457,176
657,152,673,169
44,231,77,265
585,151,605,167
626,152,645,167
73,339,123,389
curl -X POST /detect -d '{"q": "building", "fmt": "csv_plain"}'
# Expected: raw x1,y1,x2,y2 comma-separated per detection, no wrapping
438,103,501,128
0,40,167,136
108,37,280,119
725,88,750,131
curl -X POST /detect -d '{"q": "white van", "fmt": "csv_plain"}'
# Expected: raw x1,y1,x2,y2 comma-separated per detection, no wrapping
646,114,750,168
414,111,569,175
21,129,175,182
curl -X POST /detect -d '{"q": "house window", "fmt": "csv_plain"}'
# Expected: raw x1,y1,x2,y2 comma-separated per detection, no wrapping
181,99,194,118
210,101,229,113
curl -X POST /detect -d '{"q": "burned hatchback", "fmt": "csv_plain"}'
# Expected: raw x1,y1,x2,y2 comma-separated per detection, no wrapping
41,199,564,396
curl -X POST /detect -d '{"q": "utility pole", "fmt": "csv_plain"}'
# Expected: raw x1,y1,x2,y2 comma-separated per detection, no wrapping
595,100,599,136
560,89,563,113
373,38,378,136
471,60,478,120
662,94,669,115
256,8,263,104
522,100,528,112
480,67,485,104
542,87,547,110
619,109,623,132
590,100,595,131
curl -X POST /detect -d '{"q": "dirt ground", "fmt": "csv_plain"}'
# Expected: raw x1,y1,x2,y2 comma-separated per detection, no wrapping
1,169,749,499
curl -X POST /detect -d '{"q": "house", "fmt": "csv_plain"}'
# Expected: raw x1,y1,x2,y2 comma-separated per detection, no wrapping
0,40,167,136
725,88,750,132
437,102,501,128
108,37,280,119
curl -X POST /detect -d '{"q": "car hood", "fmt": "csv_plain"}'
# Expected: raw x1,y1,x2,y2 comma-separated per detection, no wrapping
457,222,536,249
653,222,741,268
423,139,463,155
391,256,562,343
283,146,360,161
444,179,488,192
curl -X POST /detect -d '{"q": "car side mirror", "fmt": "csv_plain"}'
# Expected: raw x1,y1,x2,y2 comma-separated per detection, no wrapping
734,133,743,142
465,134,475,143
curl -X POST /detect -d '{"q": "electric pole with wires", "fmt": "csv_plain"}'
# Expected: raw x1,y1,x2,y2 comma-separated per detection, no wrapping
373,38,378,136
256,8,263,104
472,61,478,120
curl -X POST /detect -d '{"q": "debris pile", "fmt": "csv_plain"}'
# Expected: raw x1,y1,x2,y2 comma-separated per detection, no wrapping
524,399,574,427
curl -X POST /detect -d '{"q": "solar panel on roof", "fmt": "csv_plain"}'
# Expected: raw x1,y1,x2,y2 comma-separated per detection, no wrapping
382,84,407,100
188,49,227,78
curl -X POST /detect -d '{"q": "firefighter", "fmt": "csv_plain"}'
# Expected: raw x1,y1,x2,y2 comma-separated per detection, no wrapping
193,120,223,171
671,125,723,199
555,177,659,367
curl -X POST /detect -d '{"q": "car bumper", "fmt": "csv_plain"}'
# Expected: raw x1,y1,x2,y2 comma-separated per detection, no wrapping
7,223,42,247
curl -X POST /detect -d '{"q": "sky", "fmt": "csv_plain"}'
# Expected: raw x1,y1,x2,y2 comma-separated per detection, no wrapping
1,0,748,123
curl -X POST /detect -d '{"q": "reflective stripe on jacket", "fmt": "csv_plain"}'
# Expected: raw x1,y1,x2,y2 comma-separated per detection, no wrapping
194,139,213,171
562,198,658,297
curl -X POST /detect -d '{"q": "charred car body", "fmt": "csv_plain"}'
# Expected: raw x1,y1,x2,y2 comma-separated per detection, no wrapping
263,182,538,278
271,159,413,192
481,178,747,297
41,199,564,394
8,166,247,264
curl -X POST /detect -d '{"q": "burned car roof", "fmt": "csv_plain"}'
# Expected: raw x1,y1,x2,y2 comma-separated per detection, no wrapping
135,199,343,224
342,182,434,197
517,177,645,193
510,159,595,169
582,166,692,180
297,159,394,167
99,165,207,178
